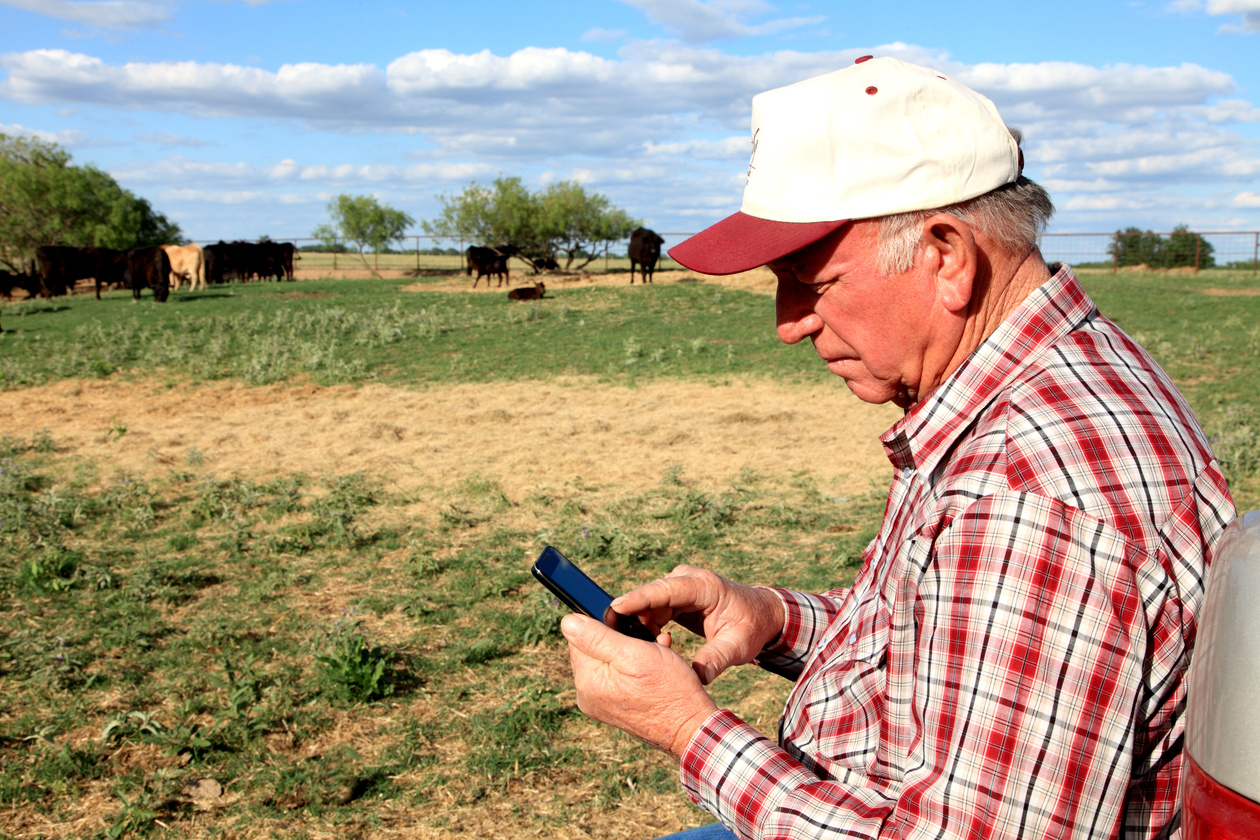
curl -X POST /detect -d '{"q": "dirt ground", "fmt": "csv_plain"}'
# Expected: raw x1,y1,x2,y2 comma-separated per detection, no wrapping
2,266,899,499
301,264,780,296
0,375,899,503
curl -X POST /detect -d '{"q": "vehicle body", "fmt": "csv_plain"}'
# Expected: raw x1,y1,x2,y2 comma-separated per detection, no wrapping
1184,510,1260,838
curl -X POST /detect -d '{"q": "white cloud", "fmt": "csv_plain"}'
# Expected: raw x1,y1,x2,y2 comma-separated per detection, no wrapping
136,131,215,146
1206,0,1260,12
0,120,112,146
1233,191,1260,207
0,0,171,29
581,28,627,42
3,44,1256,235
111,154,495,190
617,0,824,43
642,136,746,159
1175,0,1260,31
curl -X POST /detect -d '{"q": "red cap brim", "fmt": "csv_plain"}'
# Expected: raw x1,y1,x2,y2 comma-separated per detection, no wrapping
668,212,850,276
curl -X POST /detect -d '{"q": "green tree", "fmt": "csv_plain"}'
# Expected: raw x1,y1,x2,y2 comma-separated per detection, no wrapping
1166,224,1214,269
1108,224,1215,269
424,177,639,271
0,133,183,272
1108,226,1162,268
536,181,639,270
313,194,415,276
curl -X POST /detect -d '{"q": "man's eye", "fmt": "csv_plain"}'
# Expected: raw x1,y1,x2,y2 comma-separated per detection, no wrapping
804,281,834,295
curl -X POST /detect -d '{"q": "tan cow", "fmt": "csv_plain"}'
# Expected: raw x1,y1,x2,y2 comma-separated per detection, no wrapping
161,244,206,291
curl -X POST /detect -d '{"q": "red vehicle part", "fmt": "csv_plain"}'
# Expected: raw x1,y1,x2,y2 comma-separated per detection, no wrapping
1184,511,1260,838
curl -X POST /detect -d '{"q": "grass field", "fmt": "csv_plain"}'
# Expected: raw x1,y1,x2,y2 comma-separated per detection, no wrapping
1,265,1259,839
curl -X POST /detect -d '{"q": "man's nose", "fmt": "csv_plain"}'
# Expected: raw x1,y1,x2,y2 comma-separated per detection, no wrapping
776,278,823,345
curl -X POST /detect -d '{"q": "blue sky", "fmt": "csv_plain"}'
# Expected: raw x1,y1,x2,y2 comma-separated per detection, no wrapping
1,0,1258,247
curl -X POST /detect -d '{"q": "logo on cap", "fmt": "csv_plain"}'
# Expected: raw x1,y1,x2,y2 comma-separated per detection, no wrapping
746,128,760,182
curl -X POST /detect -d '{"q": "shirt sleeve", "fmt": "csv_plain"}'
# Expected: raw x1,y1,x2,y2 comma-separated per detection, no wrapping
679,491,1189,839
752,587,844,680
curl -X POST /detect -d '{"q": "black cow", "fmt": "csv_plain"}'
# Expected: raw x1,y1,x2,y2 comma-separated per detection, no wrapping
35,246,126,298
628,227,665,284
0,268,39,300
123,247,171,302
204,241,295,284
264,242,296,281
507,282,545,301
466,245,517,288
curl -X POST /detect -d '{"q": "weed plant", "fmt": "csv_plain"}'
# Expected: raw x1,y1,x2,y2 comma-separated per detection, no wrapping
0,429,881,838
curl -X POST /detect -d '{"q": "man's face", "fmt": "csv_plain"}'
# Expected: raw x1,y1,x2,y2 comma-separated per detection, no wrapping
771,219,938,408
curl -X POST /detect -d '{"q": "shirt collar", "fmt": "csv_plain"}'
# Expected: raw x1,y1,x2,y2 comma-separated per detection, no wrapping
881,263,1096,476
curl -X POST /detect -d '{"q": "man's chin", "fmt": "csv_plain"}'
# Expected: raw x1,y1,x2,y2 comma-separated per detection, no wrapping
832,369,902,407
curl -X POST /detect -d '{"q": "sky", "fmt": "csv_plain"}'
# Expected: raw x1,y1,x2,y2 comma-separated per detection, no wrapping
1,0,1258,250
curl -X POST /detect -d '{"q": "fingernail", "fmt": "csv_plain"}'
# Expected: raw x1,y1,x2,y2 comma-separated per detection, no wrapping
610,597,623,609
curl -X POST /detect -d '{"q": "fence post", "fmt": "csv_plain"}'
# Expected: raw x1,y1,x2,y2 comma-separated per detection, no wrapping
415,236,420,271
1254,232,1258,278
1195,234,1201,275
333,239,337,270
1112,233,1119,274
605,242,609,271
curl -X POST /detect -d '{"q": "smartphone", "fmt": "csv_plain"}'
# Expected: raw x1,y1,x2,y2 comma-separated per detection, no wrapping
531,545,657,642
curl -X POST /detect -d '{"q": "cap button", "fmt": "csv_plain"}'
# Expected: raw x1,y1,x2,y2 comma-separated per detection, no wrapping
855,55,873,64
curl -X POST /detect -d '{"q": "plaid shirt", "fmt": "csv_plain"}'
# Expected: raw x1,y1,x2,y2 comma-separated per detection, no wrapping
680,264,1235,839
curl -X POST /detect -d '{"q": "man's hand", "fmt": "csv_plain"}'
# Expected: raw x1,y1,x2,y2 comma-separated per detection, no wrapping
563,614,718,761
610,565,786,685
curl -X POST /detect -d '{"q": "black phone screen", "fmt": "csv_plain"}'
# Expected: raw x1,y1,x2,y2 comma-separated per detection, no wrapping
531,546,656,642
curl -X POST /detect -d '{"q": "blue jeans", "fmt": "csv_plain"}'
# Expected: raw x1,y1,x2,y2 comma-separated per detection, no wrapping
655,825,736,840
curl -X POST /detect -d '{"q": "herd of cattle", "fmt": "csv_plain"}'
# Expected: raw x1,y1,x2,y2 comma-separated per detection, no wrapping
466,226,666,287
0,241,297,303
0,228,668,330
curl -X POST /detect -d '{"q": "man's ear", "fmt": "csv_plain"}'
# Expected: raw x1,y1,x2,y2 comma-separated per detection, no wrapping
918,214,977,314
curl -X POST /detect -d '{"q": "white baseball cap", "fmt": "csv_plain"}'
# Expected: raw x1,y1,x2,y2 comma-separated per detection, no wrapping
669,56,1021,275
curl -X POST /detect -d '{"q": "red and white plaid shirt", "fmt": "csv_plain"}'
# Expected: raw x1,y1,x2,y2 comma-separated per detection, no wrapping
680,264,1235,839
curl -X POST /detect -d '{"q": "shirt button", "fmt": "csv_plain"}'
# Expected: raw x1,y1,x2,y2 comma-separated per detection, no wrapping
849,633,858,645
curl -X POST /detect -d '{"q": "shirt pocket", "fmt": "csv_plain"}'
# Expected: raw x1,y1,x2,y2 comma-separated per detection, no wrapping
796,594,894,776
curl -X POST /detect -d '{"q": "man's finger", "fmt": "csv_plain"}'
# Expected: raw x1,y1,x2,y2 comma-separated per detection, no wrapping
690,636,744,685
562,613,647,662
611,571,708,616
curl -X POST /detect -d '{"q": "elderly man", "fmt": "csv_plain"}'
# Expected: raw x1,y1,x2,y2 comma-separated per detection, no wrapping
561,57,1237,839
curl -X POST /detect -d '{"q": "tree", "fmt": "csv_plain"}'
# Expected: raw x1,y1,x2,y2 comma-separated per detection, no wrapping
313,194,414,276
1107,224,1215,269
1166,224,1214,269
424,177,640,271
536,181,639,270
0,133,184,273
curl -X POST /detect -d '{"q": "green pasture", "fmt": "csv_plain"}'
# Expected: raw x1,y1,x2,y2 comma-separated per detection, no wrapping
2,266,1259,838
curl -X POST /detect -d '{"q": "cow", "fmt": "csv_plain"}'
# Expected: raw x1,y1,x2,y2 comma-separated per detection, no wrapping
466,245,517,288
256,241,296,281
507,282,545,301
628,227,665,284
35,246,126,298
203,241,294,284
161,244,206,291
534,255,560,272
0,268,39,300
123,247,171,302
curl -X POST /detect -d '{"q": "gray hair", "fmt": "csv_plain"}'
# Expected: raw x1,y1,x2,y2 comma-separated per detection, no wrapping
876,130,1055,274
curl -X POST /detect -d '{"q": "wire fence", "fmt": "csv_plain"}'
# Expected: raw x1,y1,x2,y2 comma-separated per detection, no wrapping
193,231,1260,275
